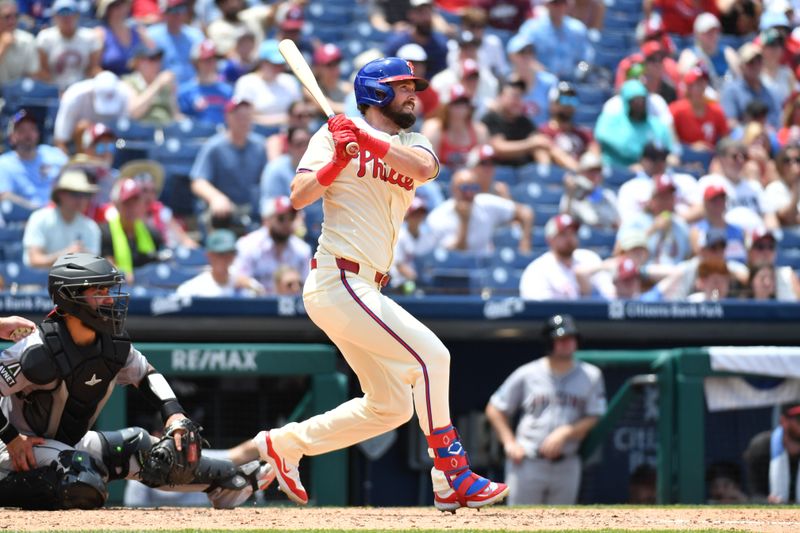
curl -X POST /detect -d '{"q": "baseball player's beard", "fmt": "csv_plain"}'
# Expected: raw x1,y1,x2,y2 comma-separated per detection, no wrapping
379,102,417,130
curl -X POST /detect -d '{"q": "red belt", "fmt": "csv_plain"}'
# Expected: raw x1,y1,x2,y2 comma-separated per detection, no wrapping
310,257,391,288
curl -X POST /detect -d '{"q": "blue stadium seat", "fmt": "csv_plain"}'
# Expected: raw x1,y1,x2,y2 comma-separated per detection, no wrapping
603,166,636,187
132,262,198,289
490,247,536,269
252,124,281,138
302,199,324,249
162,120,220,141
1,78,59,110
573,104,603,127
533,203,561,225
594,47,626,70
173,246,209,267
777,250,800,270
511,182,563,207
416,249,489,294
679,146,713,174
0,200,34,224
2,261,48,290
0,242,23,262
484,266,522,296
307,3,354,25
106,117,157,142
779,227,800,249
493,165,517,187
599,30,630,51
516,163,566,186
149,139,203,215
493,226,521,248
578,226,617,248
575,84,612,106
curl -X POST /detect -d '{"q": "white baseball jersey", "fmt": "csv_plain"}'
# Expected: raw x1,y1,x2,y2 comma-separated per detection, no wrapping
297,117,438,273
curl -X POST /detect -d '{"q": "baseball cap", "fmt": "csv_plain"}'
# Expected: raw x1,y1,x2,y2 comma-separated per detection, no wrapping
578,151,602,172
314,43,342,66
641,40,665,58
96,0,124,19
258,39,285,64
694,12,721,34
133,43,164,60
280,5,305,30
92,71,126,116
548,80,578,105
703,183,727,201
506,34,533,55
461,58,479,78
10,109,38,129
545,213,580,239
192,40,219,61
224,96,251,114
746,227,777,249
699,227,728,248
642,142,669,161
616,258,640,282
82,122,116,148
760,9,791,31
397,43,428,62
617,228,648,252
51,169,99,202
160,0,187,12
206,229,238,254
684,66,709,85
781,402,800,418
407,196,428,215
652,173,676,194
739,42,763,64
52,0,77,15
761,27,785,46
113,178,144,203
261,195,295,218
449,83,470,104
457,30,481,48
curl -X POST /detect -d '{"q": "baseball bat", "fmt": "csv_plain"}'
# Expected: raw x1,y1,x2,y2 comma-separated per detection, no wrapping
278,39,359,156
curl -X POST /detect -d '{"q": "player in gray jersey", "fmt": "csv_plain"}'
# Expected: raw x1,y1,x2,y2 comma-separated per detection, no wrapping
485,314,606,504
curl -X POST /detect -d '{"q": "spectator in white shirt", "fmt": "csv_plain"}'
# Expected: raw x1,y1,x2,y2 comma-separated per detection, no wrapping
426,167,533,255
176,228,262,297
519,213,612,300
233,39,301,127
745,227,800,301
560,151,620,229
390,196,433,294
231,196,311,294
0,0,40,85
35,0,101,90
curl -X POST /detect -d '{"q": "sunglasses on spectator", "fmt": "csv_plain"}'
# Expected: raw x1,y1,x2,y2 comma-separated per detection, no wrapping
752,241,776,251
708,242,726,251
1,12,17,19
292,112,314,119
459,183,481,194
66,191,94,199
276,213,296,222
558,95,579,107
93,142,116,155
166,5,187,13
783,156,800,164
727,151,747,161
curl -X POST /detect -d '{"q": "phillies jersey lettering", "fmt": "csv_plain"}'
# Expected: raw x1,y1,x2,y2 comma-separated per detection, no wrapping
356,150,415,191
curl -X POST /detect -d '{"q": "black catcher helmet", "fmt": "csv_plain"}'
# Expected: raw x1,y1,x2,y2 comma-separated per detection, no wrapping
48,253,129,335
542,314,580,347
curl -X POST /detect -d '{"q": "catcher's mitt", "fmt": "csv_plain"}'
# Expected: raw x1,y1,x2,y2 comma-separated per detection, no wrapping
139,418,205,487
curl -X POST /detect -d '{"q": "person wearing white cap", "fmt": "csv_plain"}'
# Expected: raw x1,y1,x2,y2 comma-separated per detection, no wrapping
22,169,101,268
35,0,101,90
396,42,441,119
677,12,727,91
560,151,619,230
230,196,310,295
505,34,558,127
206,0,272,56
430,30,498,116
519,213,612,300
53,71,130,153
233,39,301,126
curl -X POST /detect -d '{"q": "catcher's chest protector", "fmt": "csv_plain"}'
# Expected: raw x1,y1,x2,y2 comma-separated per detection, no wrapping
23,320,131,445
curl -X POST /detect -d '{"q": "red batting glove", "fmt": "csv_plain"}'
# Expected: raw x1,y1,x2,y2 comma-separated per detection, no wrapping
327,114,357,133
354,128,390,159
317,129,358,186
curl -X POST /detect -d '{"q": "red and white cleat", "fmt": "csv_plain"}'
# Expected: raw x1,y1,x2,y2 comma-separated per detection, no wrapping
434,475,509,512
255,430,308,505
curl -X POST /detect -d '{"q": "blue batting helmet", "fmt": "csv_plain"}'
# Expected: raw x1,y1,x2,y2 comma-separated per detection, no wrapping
354,57,429,108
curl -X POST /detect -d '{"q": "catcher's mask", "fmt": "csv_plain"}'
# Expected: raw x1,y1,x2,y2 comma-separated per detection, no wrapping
48,253,129,336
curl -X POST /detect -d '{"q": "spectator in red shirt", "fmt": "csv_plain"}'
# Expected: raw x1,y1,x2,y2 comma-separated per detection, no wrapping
641,41,677,104
669,67,729,150
616,17,680,91
643,0,720,36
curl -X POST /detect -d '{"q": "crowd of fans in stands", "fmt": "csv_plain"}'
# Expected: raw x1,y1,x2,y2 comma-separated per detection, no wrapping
0,0,799,302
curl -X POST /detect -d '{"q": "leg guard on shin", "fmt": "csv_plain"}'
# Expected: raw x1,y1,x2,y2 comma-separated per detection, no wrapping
98,427,152,480
426,424,508,512
191,456,274,509
0,450,108,510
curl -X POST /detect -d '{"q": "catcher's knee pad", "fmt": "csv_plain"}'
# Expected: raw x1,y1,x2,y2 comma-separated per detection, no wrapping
56,450,109,509
0,451,108,509
98,426,152,480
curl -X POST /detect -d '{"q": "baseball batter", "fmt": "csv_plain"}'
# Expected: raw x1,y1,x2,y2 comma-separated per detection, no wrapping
239,57,508,511
485,314,606,505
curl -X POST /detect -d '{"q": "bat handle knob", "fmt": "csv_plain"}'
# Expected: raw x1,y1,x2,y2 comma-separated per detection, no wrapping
345,142,359,156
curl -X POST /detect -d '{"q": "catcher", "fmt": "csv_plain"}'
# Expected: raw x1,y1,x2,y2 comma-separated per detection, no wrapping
0,253,273,510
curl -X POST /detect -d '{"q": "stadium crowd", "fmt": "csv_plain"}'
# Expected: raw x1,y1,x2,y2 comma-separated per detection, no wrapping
0,0,799,302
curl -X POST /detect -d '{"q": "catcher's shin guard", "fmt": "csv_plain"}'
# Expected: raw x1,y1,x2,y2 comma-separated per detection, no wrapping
98,427,152,480
427,424,509,512
192,456,275,509
0,450,108,510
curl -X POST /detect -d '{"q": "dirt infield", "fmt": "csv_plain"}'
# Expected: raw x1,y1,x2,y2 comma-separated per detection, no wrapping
2,506,799,532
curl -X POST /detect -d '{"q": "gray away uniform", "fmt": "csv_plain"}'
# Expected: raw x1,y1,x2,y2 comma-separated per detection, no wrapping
489,357,606,504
